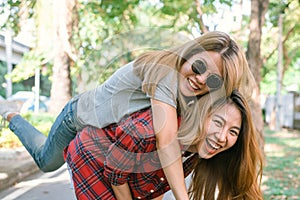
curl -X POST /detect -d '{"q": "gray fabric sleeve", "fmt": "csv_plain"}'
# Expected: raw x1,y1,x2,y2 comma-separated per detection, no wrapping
148,70,178,108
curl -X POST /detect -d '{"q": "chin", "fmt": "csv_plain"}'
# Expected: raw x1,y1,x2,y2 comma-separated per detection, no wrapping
198,151,214,159
202,155,214,159
180,89,195,97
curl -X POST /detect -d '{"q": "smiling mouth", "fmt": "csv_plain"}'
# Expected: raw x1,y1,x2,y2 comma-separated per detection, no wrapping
188,78,200,90
206,138,222,150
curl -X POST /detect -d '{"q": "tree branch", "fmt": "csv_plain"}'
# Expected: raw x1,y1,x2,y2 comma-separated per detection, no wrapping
195,0,208,33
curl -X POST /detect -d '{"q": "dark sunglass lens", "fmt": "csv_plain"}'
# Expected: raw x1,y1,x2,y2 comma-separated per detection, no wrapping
191,60,206,74
207,74,223,90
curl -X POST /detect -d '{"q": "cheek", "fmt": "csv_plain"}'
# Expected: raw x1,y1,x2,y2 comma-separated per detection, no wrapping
196,142,205,156
179,62,190,76
227,136,238,148
206,123,220,134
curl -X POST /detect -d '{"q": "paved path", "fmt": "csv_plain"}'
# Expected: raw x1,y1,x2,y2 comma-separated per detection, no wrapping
0,147,39,192
0,164,75,200
0,147,191,200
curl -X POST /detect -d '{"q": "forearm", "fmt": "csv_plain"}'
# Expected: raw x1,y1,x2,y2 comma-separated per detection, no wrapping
111,183,133,200
157,140,189,200
164,159,189,200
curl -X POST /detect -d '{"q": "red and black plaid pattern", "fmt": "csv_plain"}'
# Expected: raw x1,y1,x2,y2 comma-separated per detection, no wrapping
64,108,197,200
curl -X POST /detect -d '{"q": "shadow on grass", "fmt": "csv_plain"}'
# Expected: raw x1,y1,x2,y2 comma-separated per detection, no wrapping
262,127,300,199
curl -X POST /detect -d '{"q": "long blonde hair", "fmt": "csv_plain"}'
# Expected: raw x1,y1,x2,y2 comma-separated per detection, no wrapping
133,31,255,101
187,90,264,200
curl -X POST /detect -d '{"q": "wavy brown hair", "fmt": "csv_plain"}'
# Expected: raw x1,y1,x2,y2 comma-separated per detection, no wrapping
188,90,264,200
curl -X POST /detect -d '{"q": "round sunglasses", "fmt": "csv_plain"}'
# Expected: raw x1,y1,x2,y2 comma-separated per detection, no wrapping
191,60,223,90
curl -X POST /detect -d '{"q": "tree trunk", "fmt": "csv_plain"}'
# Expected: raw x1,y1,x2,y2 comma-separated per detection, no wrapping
195,0,209,33
246,0,269,148
49,0,77,115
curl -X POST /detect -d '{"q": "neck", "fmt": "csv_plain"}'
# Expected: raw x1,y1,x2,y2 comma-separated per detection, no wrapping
184,145,198,153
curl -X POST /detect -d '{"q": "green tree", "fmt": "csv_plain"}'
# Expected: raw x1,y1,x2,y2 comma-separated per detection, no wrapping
4,0,298,124
1,0,238,113
261,0,300,94
246,0,269,143
1,0,79,114
48,0,77,114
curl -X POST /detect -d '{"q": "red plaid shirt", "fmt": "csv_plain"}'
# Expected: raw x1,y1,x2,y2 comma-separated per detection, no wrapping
64,108,197,200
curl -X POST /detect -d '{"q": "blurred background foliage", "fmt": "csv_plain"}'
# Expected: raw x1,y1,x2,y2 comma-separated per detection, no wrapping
0,0,298,98
0,112,55,148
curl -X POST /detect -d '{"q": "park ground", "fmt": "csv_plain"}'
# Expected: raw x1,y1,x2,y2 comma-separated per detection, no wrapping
262,127,300,199
0,114,300,199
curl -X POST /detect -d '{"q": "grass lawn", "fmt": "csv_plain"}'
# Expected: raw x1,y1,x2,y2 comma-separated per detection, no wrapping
262,127,300,199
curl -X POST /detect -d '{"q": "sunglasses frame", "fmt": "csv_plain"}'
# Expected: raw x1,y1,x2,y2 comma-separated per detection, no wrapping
191,60,223,90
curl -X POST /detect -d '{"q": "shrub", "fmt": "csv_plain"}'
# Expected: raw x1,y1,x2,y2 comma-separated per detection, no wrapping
0,113,55,148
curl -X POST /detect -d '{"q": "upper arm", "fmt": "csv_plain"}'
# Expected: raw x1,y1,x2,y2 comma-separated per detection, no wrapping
151,99,178,148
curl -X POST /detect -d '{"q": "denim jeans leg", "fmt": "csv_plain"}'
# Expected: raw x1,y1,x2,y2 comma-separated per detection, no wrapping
9,97,84,172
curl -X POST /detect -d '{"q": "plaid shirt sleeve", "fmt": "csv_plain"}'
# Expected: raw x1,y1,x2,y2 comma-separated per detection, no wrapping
103,109,157,186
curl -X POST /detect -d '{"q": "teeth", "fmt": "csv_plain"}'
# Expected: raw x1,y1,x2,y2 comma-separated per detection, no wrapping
206,139,221,150
188,79,199,90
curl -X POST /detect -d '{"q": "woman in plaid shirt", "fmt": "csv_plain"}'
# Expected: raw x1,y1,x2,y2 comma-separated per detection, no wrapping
2,31,256,199
65,90,263,200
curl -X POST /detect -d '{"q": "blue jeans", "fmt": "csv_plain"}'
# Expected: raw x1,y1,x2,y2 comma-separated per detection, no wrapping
9,96,85,172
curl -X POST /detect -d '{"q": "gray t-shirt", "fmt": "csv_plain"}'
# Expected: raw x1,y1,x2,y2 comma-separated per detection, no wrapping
77,61,178,128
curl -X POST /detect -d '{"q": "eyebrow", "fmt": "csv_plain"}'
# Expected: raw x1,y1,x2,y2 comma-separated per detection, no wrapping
214,114,241,131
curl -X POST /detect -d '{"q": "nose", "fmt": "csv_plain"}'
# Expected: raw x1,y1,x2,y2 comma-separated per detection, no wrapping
195,74,207,85
216,129,227,143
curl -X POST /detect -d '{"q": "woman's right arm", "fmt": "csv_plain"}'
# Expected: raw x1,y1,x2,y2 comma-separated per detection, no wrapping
151,99,189,200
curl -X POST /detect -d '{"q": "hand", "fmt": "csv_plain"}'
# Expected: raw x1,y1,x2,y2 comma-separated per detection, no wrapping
111,183,133,200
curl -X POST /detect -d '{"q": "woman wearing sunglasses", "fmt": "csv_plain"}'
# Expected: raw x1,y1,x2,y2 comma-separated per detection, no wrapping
1,31,256,200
